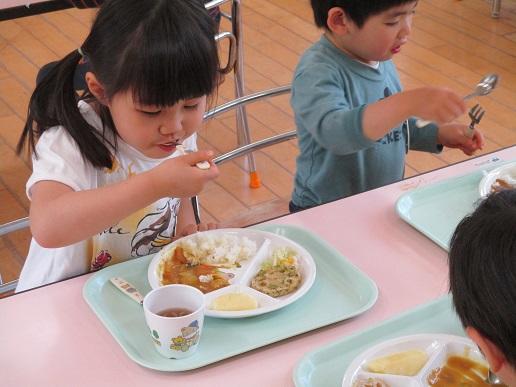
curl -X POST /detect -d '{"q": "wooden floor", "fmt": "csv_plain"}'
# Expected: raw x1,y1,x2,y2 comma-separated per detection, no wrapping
1,0,516,285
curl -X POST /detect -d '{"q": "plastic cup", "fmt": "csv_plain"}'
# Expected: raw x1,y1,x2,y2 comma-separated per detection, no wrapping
143,284,205,359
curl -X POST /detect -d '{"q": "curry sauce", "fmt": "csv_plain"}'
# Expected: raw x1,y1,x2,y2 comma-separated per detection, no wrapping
159,247,231,293
427,355,493,386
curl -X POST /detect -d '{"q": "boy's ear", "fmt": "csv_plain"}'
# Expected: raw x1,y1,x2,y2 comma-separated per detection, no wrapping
466,326,506,372
85,72,108,105
327,7,351,35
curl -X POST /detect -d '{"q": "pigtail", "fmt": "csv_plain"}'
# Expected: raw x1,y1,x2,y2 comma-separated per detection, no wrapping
17,49,113,169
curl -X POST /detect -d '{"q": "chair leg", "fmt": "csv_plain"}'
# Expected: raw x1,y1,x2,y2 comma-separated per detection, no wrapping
491,0,501,18
231,0,260,188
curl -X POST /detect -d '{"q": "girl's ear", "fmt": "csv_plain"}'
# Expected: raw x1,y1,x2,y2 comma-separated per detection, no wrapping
85,72,108,105
466,326,505,372
327,7,351,35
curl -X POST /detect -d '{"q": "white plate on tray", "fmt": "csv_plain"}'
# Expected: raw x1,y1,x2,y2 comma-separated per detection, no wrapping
341,333,487,387
479,160,516,197
147,228,316,319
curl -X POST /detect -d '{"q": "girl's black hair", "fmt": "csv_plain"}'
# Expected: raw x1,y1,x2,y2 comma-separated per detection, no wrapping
310,0,417,29
18,0,219,169
449,189,516,367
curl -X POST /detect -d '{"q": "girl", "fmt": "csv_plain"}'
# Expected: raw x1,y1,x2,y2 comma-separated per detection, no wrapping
15,0,220,292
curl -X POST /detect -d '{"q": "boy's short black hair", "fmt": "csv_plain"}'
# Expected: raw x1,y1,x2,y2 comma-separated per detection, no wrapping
310,0,416,29
449,189,516,367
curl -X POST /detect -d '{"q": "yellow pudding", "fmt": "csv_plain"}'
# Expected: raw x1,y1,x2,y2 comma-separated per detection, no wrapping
366,349,428,376
210,292,258,311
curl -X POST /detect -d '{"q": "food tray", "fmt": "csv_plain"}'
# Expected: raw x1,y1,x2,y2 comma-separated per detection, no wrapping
83,224,378,371
396,160,515,250
293,295,466,387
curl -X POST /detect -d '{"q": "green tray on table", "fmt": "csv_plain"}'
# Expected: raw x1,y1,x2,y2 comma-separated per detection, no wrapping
83,224,378,371
395,159,511,250
293,295,463,387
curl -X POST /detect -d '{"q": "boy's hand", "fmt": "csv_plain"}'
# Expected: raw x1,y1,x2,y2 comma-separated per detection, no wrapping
408,87,467,125
149,150,220,198
437,123,485,156
175,222,219,240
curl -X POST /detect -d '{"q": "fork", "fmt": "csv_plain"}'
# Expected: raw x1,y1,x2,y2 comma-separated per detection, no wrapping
467,103,485,138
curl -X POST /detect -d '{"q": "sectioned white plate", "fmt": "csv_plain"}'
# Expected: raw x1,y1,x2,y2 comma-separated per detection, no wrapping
341,333,487,387
147,228,316,319
478,160,516,197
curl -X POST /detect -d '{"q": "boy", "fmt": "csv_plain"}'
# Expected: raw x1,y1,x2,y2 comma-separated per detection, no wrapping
290,0,484,212
449,189,516,386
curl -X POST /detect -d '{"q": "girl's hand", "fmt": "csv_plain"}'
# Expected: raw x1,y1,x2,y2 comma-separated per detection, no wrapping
437,123,485,156
407,87,467,125
174,222,219,240
149,150,219,198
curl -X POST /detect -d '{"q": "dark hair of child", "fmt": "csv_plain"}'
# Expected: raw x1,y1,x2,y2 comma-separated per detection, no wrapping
18,0,219,170
449,189,516,367
310,0,417,29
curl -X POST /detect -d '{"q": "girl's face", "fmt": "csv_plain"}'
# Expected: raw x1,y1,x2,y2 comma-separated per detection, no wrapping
108,90,207,158
332,1,417,64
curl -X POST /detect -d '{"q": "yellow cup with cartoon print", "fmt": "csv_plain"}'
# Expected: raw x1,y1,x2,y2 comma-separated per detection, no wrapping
143,284,205,359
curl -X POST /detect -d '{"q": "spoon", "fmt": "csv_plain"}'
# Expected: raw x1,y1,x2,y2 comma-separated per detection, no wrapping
110,277,144,305
463,73,499,100
176,145,211,170
415,73,500,128
486,368,505,385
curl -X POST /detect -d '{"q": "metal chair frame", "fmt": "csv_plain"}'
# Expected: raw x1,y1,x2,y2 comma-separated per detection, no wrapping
492,0,502,17
207,0,262,187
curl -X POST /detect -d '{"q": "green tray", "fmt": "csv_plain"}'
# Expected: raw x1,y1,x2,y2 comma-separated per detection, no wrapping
395,159,516,250
83,224,378,371
395,169,488,250
293,295,464,387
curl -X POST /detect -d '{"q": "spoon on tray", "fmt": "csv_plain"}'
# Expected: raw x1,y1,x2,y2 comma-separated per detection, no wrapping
110,277,144,305
415,73,499,128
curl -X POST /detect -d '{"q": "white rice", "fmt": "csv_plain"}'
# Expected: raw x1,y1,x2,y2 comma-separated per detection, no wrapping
179,233,256,268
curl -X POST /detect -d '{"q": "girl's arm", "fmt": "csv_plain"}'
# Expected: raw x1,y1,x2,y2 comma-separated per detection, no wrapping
30,151,218,248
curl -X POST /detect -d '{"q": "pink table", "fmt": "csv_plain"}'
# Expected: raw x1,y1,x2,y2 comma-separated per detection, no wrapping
1,146,515,387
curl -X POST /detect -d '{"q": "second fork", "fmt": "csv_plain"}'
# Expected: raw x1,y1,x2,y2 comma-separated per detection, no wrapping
467,103,485,138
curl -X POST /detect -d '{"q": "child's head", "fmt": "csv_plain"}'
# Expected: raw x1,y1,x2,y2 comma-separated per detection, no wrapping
20,0,219,165
310,0,417,29
449,189,516,385
310,0,417,63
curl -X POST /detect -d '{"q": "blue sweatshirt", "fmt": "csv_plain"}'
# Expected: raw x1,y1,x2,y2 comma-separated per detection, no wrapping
291,35,441,208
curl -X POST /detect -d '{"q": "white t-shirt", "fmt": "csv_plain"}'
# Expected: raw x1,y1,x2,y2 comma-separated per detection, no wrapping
16,101,197,292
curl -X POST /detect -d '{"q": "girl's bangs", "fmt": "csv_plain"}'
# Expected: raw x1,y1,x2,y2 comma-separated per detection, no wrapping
128,44,217,108
116,7,218,108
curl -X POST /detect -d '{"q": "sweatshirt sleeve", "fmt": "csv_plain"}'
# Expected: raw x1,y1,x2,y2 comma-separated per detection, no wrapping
407,118,443,153
291,62,376,155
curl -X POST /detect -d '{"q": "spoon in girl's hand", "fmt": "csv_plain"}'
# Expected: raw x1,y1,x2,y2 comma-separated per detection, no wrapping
176,145,211,170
